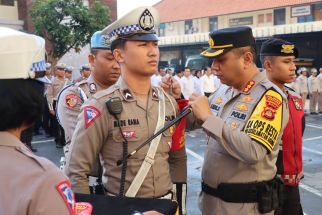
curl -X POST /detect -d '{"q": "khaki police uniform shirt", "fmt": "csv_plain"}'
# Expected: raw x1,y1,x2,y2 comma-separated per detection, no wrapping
308,75,320,93
65,77,187,197
0,132,74,215
46,77,68,111
296,75,308,94
57,75,104,145
198,72,289,215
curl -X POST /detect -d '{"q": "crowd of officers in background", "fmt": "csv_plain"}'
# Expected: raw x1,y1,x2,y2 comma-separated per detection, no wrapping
21,63,92,151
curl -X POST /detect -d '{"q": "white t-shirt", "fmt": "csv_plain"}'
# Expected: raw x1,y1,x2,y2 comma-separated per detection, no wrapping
180,76,195,99
151,74,162,87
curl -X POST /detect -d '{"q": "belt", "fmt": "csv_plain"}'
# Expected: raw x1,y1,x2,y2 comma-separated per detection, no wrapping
201,181,260,203
105,189,173,200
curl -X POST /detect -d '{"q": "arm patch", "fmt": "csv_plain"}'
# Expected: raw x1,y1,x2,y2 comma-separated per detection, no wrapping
243,89,283,152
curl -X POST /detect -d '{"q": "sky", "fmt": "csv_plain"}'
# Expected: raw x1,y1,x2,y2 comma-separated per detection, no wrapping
117,0,162,18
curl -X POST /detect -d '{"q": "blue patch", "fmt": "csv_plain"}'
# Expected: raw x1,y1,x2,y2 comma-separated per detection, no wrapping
56,180,75,213
84,106,101,128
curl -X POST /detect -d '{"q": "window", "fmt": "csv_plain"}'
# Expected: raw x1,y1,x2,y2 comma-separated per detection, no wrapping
274,8,286,25
159,23,165,37
258,14,264,24
313,3,322,21
209,17,218,31
185,19,193,34
0,0,14,6
266,13,273,22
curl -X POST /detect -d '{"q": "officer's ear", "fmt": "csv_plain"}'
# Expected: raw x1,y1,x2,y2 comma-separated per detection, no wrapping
263,57,273,72
88,53,96,68
243,51,254,68
113,48,125,63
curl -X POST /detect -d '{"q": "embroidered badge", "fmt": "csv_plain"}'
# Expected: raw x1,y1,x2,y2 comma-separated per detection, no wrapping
122,89,134,100
281,44,294,54
84,106,101,128
292,98,302,110
242,80,255,93
215,97,223,105
243,90,283,152
75,202,93,215
208,36,215,47
235,103,248,112
89,83,97,93
230,122,239,129
169,126,175,135
55,180,75,214
65,94,78,108
261,94,282,121
122,130,137,139
139,9,154,31
242,95,253,102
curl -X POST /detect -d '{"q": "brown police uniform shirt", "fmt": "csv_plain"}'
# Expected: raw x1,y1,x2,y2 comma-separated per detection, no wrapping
57,75,104,145
46,77,68,111
0,132,75,215
197,72,289,215
65,77,187,197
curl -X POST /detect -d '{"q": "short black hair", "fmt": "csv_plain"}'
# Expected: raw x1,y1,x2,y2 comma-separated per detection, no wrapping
184,67,190,70
232,45,257,63
111,38,127,51
0,79,44,131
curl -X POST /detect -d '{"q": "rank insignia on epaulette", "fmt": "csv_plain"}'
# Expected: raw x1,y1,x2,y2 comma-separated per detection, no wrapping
235,103,248,111
242,95,253,102
152,88,159,99
89,83,97,93
281,44,294,54
122,89,134,100
292,98,302,110
242,80,255,93
215,97,222,104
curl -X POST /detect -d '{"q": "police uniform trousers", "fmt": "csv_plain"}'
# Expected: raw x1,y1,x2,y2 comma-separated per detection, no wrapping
53,100,65,147
274,185,303,215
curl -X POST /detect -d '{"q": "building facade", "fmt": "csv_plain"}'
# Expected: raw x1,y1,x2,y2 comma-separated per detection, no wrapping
154,0,322,70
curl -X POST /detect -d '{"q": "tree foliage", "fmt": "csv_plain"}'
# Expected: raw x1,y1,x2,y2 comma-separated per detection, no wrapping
30,0,111,64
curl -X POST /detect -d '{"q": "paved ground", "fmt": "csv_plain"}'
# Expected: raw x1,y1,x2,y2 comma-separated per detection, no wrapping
32,113,322,215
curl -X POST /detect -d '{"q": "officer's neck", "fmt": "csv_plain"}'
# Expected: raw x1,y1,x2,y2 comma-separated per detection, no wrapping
234,66,259,91
122,72,151,95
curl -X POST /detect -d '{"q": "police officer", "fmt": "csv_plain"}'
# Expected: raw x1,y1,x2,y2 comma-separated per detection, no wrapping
75,64,92,82
260,38,305,215
172,27,289,214
57,31,120,192
296,67,308,107
0,27,75,214
65,66,74,86
57,31,120,149
46,63,68,148
65,6,187,214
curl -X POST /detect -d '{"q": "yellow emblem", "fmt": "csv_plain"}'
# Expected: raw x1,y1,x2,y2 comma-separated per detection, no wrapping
235,103,248,111
281,44,294,54
215,97,222,105
169,126,175,135
242,96,253,102
208,36,215,48
230,122,238,129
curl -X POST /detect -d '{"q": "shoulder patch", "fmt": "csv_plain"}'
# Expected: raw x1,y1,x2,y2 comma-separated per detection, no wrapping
243,90,283,152
65,94,79,108
75,202,93,214
55,180,75,214
84,106,101,128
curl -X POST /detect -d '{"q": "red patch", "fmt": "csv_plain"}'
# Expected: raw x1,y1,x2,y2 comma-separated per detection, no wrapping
242,80,255,93
65,94,79,108
55,180,75,214
261,94,282,120
84,106,101,128
122,130,137,139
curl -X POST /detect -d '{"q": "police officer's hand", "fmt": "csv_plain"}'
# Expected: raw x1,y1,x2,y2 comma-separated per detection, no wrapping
160,75,181,99
49,110,55,116
189,93,212,122
143,211,164,215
